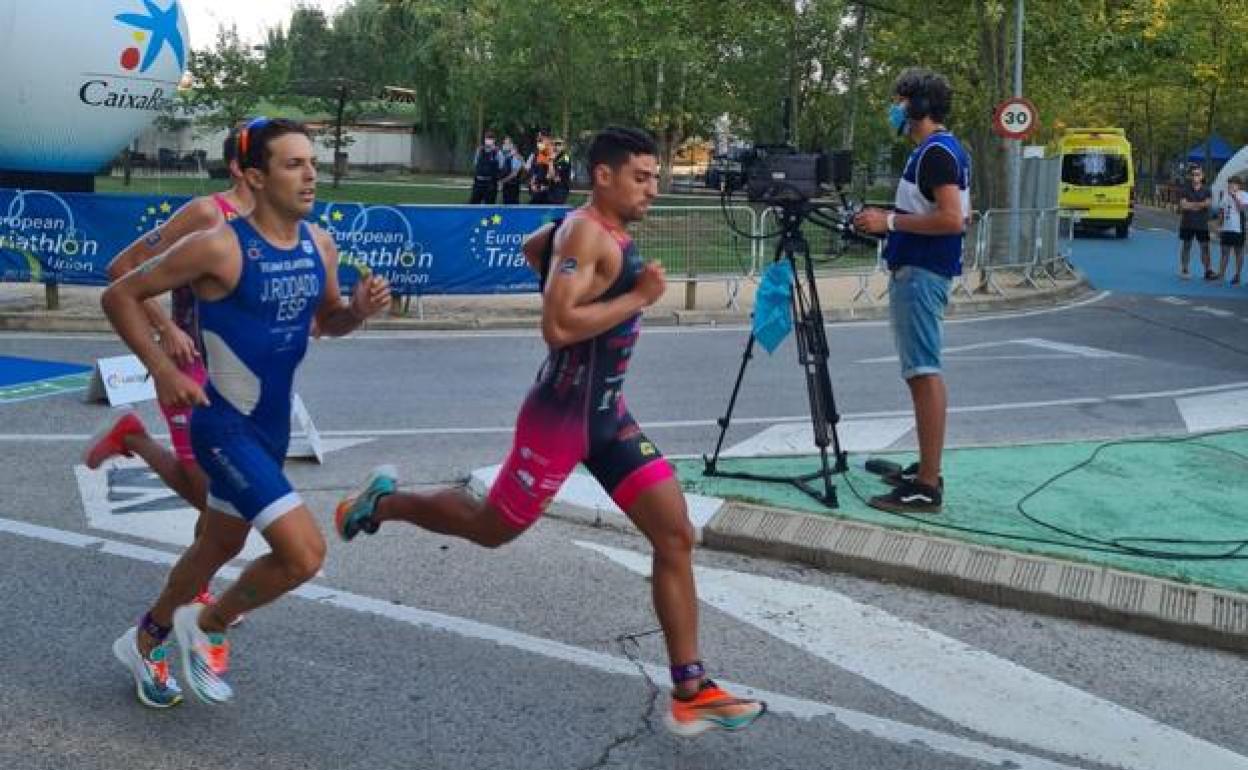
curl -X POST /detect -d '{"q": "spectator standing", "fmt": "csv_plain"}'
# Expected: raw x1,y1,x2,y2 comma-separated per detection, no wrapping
529,136,553,204
549,138,573,204
1177,165,1213,280
499,136,524,205
1215,175,1246,286
469,131,503,205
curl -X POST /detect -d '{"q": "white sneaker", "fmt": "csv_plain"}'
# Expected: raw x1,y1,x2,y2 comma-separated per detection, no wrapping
112,626,183,708
172,603,233,704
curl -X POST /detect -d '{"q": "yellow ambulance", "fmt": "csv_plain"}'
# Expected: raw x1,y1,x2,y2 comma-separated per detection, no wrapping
1056,128,1134,238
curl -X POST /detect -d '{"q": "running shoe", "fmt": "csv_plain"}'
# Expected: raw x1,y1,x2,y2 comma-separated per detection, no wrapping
83,409,147,469
112,626,183,708
868,479,943,514
193,588,244,627
665,679,767,737
171,603,233,704
334,465,397,541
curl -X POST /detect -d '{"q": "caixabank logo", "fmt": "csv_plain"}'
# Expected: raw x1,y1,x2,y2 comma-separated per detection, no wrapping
80,1,186,111
0,1,190,174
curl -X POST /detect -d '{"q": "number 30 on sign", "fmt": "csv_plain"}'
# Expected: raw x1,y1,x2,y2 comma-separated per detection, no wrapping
992,97,1038,140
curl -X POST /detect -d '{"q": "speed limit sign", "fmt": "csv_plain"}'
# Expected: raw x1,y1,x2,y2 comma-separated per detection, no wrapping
992,97,1038,140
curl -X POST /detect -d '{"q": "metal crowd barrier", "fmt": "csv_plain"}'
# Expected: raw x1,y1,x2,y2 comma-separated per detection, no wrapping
973,207,1075,295
631,205,757,310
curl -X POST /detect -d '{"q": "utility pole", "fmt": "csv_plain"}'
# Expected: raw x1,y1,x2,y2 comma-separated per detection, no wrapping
1007,0,1025,258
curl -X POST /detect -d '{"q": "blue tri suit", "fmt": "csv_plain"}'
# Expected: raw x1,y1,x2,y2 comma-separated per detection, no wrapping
190,218,326,530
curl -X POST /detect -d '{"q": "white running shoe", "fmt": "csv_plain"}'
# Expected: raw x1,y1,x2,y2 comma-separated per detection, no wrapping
172,603,233,704
112,626,183,708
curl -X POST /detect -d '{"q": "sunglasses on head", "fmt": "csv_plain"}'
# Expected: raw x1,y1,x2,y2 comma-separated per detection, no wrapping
237,117,271,164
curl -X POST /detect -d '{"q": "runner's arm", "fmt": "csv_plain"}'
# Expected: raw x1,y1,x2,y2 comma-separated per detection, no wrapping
101,225,235,407
541,219,664,348
311,228,391,337
522,223,556,273
107,198,222,336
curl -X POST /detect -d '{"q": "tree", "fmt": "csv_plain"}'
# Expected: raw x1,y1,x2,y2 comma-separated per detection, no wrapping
184,25,273,131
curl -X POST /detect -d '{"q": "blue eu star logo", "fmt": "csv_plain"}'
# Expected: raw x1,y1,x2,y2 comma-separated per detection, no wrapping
115,1,186,73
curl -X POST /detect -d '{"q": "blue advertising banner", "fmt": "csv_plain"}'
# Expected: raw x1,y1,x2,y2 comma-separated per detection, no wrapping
0,189,566,295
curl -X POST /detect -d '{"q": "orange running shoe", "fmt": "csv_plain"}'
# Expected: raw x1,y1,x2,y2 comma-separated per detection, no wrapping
171,603,232,704
83,409,146,469
665,679,767,737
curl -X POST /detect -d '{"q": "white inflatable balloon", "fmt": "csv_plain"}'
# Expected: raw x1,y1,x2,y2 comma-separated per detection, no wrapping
0,0,190,174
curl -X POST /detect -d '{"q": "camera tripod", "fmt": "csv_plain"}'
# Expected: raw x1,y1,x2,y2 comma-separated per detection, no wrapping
703,202,849,508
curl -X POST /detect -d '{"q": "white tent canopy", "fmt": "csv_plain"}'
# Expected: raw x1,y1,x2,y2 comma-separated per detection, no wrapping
1212,144,1248,204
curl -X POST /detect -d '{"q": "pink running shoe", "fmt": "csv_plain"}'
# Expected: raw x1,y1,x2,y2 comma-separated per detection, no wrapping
83,409,147,469
193,589,245,627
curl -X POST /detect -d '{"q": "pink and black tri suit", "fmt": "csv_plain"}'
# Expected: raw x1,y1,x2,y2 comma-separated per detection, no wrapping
487,208,675,529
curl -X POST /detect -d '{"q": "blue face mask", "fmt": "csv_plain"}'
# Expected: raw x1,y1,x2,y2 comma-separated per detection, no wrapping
888,103,909,135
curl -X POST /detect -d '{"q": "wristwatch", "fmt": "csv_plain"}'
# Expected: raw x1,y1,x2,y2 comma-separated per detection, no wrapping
886,212,897,232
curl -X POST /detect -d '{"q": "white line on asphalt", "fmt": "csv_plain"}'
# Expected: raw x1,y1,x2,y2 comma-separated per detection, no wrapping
1176,389,1248,433
0,515,1087,770
576,541,1248,770
859,336,1134,364
3,378,1245,445
0,379,1244,445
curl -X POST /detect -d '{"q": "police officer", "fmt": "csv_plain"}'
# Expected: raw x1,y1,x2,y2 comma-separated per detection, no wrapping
499,136,524,205
469,131,503,205
549,138,573,204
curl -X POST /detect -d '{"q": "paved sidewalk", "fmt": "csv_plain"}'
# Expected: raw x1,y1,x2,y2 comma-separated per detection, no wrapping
0,269,1089,332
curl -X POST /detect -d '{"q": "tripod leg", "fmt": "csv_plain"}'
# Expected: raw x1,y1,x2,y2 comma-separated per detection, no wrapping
705,332,757,473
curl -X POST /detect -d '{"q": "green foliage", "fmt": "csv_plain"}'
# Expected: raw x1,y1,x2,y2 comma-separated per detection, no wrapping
183,0,1247,196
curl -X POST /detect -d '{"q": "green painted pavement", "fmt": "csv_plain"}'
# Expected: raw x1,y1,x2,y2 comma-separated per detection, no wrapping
0,372,92,404
675,430,1248,594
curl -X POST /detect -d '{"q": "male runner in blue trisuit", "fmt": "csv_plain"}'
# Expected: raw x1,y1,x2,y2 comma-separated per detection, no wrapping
102,118,390,707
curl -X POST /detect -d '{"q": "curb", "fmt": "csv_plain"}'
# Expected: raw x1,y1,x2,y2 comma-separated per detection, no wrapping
0,279,1092,333
703,501,1248,654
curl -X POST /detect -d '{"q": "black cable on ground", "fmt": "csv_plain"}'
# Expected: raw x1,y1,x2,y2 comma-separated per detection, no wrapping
837,427,1248,561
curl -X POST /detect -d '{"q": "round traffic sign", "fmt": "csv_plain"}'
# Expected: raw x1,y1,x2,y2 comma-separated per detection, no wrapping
992,97,1038,140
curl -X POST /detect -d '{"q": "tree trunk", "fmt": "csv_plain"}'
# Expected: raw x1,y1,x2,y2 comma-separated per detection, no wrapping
973,1,1010,210
842,4,868,150
654,57,672,193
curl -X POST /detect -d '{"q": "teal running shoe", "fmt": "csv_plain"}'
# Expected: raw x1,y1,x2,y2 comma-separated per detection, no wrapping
334,465,397,541
112,626,183,708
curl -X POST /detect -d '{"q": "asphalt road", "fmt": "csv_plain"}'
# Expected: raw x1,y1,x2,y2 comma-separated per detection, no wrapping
1,288,1247,770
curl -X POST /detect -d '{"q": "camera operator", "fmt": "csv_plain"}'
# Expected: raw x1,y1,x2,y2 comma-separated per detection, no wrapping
853,67,970,515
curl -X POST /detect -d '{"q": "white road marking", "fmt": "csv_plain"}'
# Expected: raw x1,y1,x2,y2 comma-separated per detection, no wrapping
723,418,913,457
0,515,1089,770
1193,306,1235,318
4,380,1247,445
1176,388,1248,433
858,337,1134,364
74,459,272,560
576,541,1248,770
